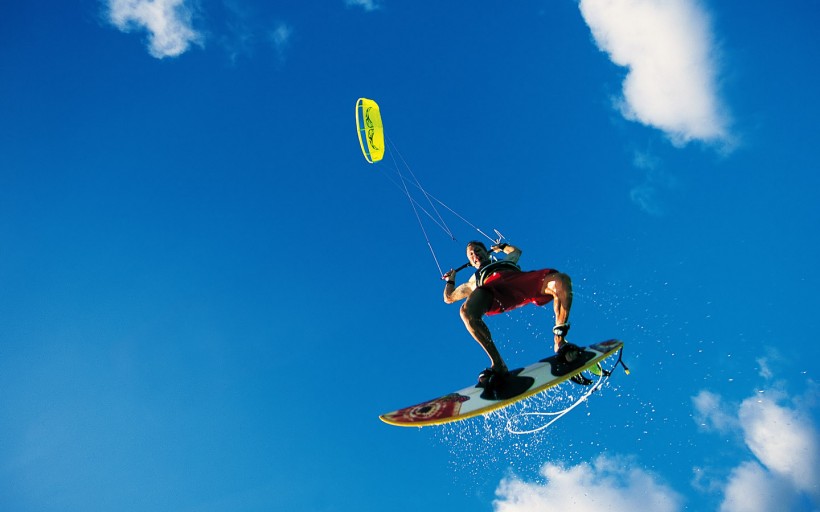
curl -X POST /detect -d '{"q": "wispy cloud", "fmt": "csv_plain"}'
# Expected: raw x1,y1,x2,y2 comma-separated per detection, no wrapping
579,0,730,146
693,389,739,433
106,0,202,59
629,149,678,215
346,0,382,12
494,455,682,512
211,1,294,64
218,0,255,63
269,22,293,62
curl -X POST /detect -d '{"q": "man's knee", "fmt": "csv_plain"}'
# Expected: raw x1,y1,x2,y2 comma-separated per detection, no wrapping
460,301,478,323
558,272,572,290
460,296,488,323
546,272,572,295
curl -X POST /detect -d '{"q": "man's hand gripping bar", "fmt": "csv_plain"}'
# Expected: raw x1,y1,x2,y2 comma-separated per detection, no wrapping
441,261,471,281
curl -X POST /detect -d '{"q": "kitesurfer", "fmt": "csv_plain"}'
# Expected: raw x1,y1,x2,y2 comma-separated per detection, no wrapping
443,241,579,386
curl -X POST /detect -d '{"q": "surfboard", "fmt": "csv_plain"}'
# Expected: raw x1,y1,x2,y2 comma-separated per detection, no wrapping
379,339,624,427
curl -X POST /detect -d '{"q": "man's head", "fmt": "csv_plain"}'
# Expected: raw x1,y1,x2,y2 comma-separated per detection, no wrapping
466,241,491,268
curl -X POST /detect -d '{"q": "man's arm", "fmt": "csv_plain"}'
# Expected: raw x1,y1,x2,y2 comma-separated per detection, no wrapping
442,269,475,303
493,243,521,263
444,282,473,303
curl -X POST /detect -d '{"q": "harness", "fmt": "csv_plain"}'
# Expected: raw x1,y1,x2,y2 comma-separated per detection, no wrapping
474,260,521,287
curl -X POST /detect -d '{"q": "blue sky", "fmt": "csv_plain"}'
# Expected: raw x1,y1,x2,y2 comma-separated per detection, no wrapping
1,1,819,511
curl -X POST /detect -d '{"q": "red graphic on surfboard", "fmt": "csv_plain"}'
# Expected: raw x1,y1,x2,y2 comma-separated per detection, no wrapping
380,393,471,423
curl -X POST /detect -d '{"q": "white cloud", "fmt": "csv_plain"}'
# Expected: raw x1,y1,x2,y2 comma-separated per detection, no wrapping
346,0,382,12
737,393,820,499
579,0,729,146
107,0,202,59
494,384,819,512
720,461,797,512
494,455,682,512
693,386,820,510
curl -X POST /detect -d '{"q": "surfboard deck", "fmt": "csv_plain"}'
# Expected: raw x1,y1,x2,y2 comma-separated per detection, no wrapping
379,339,624,427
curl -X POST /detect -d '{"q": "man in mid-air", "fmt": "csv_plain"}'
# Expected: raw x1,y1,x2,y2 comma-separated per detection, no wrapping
442,241,578,386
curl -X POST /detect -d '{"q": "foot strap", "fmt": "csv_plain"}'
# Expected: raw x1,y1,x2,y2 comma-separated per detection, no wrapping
552,323,570,337
477,368,508,389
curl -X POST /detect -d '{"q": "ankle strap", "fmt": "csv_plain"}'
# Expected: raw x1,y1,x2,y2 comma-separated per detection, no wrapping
553,323,570,336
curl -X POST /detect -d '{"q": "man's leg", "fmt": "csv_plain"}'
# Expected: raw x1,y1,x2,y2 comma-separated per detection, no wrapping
460,289,508,373
542,272,573,352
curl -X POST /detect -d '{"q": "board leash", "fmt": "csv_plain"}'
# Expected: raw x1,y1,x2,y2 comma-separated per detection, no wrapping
505,348,630,435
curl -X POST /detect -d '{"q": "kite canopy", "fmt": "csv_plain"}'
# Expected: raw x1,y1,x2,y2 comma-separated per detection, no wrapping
355,98,384,163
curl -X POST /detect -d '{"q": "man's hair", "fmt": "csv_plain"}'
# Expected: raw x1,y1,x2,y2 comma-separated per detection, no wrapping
466,240,487,251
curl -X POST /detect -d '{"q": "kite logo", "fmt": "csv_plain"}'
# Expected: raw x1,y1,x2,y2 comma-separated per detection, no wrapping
365,107,381,152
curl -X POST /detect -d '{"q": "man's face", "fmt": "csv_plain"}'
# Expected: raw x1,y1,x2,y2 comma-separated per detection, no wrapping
466,244,490,268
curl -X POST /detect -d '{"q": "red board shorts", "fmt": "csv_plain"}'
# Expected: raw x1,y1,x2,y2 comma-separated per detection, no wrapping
481,269,558,316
